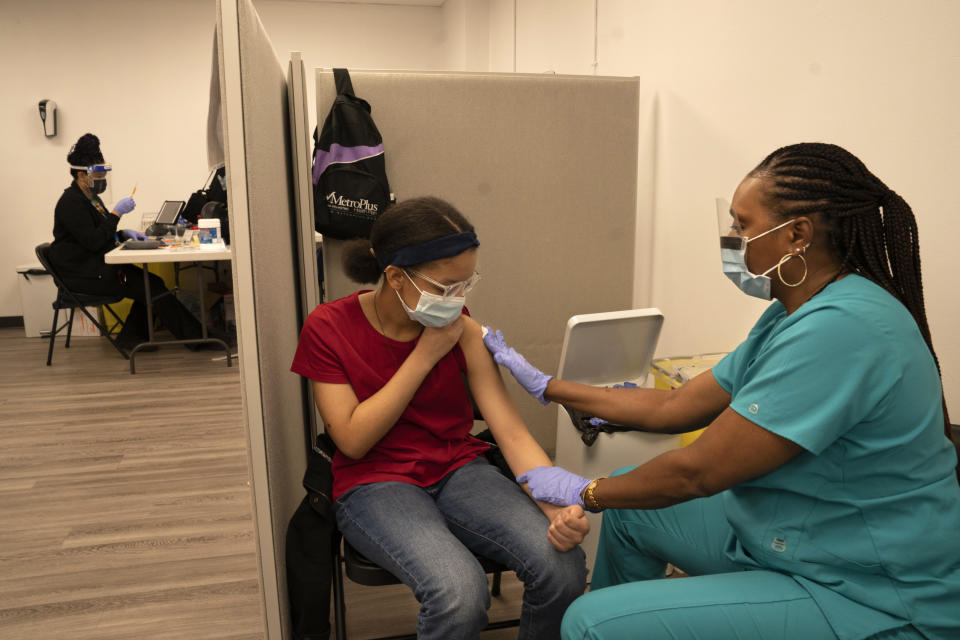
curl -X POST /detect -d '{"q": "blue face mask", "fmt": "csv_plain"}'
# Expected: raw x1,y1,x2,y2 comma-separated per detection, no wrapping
396,271,466,327
721,218,795,300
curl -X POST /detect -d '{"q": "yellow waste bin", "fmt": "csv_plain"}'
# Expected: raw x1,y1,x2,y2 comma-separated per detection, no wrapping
650,353,727,446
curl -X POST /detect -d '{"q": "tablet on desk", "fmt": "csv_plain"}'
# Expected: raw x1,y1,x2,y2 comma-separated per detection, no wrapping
154,200,186,225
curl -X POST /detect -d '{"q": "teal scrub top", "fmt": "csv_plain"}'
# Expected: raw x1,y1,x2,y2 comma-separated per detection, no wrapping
712,275,960,640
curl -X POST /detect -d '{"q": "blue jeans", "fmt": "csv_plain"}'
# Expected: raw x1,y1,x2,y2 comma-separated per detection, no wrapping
336,457,587,640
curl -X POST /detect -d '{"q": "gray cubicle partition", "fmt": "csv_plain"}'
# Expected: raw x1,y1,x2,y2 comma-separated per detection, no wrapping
288,52,321,443
218,0,308,636
318,70,641,450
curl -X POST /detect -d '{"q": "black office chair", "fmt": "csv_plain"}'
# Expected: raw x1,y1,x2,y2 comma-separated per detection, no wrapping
35,243,128,365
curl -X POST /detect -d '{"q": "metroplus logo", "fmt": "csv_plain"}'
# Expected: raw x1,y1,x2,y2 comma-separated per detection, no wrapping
326,192,379,213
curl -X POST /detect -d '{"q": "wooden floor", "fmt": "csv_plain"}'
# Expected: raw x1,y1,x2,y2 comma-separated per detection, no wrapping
0,327,262,639
0,327,526,639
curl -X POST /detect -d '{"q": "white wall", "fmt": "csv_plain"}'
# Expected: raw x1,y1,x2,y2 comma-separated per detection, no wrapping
490,0,960,413
441,0,490,71
0,0,450,319
6,0,956,413
0,0,218,318
254,0,449,133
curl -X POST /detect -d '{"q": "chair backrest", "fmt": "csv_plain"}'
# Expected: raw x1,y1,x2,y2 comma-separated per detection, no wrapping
34,243,66,291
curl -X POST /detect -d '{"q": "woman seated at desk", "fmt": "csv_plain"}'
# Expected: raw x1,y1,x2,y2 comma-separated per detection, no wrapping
49,133,208,350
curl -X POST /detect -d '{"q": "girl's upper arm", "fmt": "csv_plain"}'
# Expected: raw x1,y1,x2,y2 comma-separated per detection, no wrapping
311,379,359,444
458,318,520,427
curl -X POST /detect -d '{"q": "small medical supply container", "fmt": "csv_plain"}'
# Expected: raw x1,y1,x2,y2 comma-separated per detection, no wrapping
197,218,222,245
650,352,727,445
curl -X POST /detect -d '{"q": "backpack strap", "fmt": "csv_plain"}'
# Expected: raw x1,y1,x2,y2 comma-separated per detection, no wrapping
333,68,354,97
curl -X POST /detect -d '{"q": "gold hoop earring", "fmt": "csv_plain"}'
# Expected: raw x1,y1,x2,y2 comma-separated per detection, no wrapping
777,252,808,287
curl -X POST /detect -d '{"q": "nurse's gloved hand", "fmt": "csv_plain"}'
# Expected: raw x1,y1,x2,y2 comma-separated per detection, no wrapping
482,326,552,404
113,197,136,215
121,229,147,241
516,465,590,508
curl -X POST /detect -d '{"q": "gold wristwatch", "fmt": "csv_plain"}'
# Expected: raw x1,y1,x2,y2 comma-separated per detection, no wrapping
581,478,604,513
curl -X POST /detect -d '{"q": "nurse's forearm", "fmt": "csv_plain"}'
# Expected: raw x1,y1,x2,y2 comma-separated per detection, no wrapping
589,446,709,510
543,378,677,432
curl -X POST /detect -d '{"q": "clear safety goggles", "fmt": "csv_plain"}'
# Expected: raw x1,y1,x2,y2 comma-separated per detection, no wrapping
70,163,112,177
407,269,481,298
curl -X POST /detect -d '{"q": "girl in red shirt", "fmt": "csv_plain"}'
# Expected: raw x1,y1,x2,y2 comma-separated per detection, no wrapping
292,197,587,639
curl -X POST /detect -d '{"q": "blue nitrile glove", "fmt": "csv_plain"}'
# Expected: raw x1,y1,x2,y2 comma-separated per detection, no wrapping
121,229,147,241
587,381,639,427
113,197,136,215
516,465,590,508
482,326,552,404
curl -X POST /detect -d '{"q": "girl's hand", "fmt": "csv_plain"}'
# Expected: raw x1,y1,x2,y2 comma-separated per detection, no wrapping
547,505,590,552
413,315,465,365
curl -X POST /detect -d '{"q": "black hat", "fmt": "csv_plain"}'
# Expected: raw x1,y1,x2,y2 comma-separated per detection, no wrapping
67,133,105,166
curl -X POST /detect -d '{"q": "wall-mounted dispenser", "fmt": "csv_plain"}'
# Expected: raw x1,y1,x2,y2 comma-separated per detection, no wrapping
38,99,57,137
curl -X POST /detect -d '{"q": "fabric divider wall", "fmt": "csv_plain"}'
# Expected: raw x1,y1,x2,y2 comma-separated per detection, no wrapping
218,0,307,636
288,52,321,444
319,70,641,452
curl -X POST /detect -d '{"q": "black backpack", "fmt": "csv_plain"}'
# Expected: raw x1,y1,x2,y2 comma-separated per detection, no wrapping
312,69,393,239
183,165,229,243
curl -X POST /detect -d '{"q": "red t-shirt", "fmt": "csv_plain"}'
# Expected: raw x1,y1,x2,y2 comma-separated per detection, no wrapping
290,291,490,499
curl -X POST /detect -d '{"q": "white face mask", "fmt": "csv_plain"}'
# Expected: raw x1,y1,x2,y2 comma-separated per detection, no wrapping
396,271,465,327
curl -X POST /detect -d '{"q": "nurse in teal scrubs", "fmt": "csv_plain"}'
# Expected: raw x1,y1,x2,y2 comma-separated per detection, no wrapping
483,143,960,639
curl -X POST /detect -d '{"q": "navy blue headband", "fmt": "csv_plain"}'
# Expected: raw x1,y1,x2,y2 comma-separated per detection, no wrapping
378,231,480,270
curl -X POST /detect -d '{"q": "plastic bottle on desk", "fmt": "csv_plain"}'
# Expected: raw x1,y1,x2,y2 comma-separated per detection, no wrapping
197,218,222,247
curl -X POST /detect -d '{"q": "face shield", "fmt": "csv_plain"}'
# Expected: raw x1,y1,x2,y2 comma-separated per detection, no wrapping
716,197,746,251
71,163,112,196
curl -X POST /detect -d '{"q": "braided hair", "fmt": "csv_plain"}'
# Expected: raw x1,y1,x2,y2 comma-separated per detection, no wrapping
749,142,956,480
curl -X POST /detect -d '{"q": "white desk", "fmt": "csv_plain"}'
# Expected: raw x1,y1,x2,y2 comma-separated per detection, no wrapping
105,243,233,373
106,244,232,263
